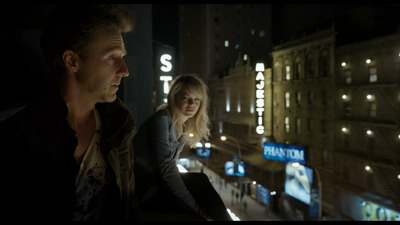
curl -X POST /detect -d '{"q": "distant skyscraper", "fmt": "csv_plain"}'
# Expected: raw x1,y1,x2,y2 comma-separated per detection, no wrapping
179,4,272,82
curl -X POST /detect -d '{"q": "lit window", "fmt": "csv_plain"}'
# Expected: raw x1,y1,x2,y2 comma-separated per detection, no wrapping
285,92,290,108
284,117,290,133
369,67,377,83
224,40,229,47
285,65,291,80
341,62,347,67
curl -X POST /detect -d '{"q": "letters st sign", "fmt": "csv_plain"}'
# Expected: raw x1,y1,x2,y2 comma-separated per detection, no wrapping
154,43,175,105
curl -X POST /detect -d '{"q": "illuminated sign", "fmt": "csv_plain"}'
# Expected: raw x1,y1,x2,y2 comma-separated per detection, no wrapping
224,161,245,176
159,54,173,96
263,142,305,165
255,63,265,135
361,200,400,221
160,75,172,94
160,54,172,72
196,142,211,158
154,42,175,105
285,162,313,205
256,184,270,205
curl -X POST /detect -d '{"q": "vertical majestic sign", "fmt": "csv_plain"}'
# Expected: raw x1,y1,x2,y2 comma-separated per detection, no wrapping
255,64,265,135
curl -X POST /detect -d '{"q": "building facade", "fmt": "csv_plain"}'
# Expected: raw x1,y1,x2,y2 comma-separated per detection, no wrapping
332,33,400,220
202,27,400,221
179,4,400,221
269,26,336,220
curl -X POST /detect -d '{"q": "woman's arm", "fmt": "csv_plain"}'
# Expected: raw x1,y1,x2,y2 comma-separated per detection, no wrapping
150,113,194,205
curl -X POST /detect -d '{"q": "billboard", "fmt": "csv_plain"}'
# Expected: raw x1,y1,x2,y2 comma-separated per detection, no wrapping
195,142,211,157
196,147,210,157
284,162,313,205
224,161,245,176
256,184,270,205
361,201,400,221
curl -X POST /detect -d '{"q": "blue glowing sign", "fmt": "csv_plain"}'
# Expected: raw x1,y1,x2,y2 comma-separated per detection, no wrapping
263,142,305,165
285,162,313,205
256,184,270,205
196,147,210,157
224,161,245,176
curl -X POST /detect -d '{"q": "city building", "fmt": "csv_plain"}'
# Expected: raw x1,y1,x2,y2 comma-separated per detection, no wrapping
178,4,272,82
191,17,400,221
332,32,400,220
269,26,337,220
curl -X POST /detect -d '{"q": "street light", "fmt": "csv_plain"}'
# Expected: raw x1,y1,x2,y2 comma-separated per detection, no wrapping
310,165,322,221
220,135,243,189
220,135,241,160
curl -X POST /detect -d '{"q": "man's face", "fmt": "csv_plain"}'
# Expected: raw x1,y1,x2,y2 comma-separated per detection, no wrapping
75,27,129,103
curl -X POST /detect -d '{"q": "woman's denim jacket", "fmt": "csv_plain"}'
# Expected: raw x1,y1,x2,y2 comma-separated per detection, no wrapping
132,109,194,205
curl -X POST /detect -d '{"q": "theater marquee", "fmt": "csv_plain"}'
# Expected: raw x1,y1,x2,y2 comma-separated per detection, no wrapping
263,142,305,165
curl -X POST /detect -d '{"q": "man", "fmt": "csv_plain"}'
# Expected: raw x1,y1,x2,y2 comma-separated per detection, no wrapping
0,4,138,221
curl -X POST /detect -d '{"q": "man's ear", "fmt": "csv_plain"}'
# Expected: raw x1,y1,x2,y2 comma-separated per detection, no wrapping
62,50,79,73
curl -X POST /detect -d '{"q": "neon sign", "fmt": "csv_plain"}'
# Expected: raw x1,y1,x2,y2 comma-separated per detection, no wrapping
160,54,172,72
159,53,173,94
255,63,265,135
263,142,305,165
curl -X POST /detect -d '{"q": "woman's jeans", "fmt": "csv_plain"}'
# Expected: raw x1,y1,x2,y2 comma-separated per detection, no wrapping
140,172,232,221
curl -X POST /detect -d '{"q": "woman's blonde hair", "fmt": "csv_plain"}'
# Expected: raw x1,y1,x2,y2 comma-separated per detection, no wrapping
157,74,211,147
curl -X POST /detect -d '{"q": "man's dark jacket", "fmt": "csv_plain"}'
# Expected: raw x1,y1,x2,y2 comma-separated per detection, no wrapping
0,84,138,221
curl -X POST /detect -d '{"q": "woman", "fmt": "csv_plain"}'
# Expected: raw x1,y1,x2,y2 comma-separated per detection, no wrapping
133,74,232,221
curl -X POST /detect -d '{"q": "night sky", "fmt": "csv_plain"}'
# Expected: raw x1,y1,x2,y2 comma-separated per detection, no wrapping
152,4,400,47
152,4,179,51
1,4,399,111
